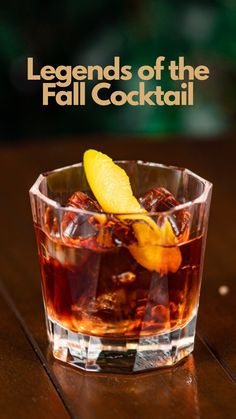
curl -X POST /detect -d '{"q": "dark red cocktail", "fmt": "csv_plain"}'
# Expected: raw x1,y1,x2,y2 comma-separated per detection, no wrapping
30,159,212,372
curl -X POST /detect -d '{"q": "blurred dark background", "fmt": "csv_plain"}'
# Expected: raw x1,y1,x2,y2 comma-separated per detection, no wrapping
0,0,235,143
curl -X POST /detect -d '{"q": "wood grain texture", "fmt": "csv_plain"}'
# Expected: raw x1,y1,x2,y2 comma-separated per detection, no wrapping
48,337,236,419
0,136,235,418
0,287,69,419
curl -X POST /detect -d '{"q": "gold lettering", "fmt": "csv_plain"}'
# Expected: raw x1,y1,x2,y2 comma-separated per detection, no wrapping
139,82,155,105
73,82,78,105
110,90,127,106
42,83,56,105
164,91,180,106
155,86,165,106
41,65,55,80
181,82,187,105
121,65,132,81
56,66,72,87
195,65,209,80
138,65,155,80
27,57,40,80
154,56,165,80
178,57,195,80
127,91,139,105
87,66,103,81
92,83,111,105
80,82,86,105
104,56,120,81
56,90,72,106
188,82,194,105
73,65,87,81
169,60,179,80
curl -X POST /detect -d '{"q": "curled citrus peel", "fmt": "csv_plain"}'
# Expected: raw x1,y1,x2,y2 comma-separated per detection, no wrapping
83,149,182,274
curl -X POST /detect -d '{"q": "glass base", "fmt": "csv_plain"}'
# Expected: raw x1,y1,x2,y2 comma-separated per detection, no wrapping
47,315,196,373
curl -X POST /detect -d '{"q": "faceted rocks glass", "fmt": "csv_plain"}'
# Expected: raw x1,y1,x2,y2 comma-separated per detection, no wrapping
30,161,212,373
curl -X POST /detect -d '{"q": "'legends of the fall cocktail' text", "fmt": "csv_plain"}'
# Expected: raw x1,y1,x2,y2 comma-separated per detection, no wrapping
27,56,210,107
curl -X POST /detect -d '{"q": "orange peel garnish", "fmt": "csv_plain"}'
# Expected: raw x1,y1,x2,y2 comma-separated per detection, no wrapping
83,149,184,273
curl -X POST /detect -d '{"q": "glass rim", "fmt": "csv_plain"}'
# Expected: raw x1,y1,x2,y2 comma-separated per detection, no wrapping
29,160,213,217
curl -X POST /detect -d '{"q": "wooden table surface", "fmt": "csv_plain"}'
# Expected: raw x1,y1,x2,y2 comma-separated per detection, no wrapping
0,136,235,419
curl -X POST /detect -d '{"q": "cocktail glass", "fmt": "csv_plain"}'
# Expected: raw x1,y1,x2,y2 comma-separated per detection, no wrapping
29,161,212,373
